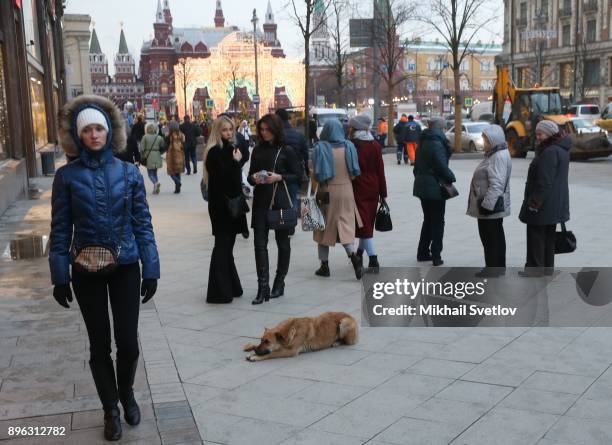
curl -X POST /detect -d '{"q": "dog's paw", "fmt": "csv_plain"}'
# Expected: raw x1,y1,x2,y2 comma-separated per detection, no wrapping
246,354,259,362
243,343,256,352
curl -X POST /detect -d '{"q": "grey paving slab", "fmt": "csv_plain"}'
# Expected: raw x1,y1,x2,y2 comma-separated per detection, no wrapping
278,429,365,445
521,371,596,395
289,381,370,407
406,397,490,428
544,417,612,445
408,357,477,378
498,387,579,415
373,417,466,445
435,380,514,406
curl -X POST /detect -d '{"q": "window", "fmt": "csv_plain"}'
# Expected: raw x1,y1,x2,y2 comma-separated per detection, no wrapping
426,79,440,91
427,58,441,71
540,0,548,15
562,24,570,46
404,58,416,72
460,79,469,90
29,69,48,149
610,58,612,86
520,2,527,19
480,79,494,90
0,45,9,160
480,60,493,72
563,0,571,10
586,20,596,43
460,59,469,71
583,59,600,87
22,0,42,61
161,82,168,94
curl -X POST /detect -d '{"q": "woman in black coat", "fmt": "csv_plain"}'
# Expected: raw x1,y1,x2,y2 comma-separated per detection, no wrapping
247,114,300,305
204,116,248,303
519,120,570,275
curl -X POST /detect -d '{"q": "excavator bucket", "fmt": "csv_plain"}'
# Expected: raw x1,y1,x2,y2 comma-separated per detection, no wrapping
570,132,612,161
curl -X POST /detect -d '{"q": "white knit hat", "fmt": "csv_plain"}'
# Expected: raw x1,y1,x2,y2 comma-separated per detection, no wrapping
76,107,109,135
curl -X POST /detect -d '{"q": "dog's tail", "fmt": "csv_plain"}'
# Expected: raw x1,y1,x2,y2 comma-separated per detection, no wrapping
339,316,358,345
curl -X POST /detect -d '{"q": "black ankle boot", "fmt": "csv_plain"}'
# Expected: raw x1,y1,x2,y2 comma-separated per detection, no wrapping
349,253,363,280
368,255,380,274
174,183,180,194
103,406,122,441
117,358,140,426
89,359,121,441
252,282,270,304
315,261,330,277
270,275,285,298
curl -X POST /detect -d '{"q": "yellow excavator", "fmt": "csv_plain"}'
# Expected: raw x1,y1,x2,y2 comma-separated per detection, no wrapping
492,67,612,160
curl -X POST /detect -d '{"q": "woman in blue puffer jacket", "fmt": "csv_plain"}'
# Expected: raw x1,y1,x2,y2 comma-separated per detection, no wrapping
49,95,160,442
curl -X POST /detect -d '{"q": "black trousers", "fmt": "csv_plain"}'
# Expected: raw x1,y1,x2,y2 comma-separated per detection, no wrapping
254,228,291,280
184,146,197,173
207,232,242,303
478,218,506,267
72,263,141,364
526,224,556,269
418,199,446,260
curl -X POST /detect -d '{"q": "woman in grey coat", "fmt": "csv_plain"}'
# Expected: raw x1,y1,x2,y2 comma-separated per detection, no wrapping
467,125,512,275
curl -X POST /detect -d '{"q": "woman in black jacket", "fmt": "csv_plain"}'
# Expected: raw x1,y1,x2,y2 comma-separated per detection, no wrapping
248,114,300,304
204,116,248,303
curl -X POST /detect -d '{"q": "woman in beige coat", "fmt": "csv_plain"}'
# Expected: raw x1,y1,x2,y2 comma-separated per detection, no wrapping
166,121,185,193
312,119,363,279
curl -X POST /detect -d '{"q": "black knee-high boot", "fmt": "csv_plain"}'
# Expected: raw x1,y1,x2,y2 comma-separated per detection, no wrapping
252,242,270,305
89,359,122,441
271,236,290,298
116,357,141,426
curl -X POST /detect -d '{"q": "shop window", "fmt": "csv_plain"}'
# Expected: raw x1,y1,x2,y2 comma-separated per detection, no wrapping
583,59,600,87
586,20,596,43
29,69,48,149
0,46,9,160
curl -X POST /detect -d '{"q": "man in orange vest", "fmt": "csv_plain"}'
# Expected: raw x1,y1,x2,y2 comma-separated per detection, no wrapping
404,115,422,166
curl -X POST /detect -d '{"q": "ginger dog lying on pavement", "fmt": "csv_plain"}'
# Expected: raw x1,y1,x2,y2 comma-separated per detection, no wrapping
243,312,358,362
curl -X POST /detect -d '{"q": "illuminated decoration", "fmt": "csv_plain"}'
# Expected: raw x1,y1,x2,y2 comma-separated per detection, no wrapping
175,32,304,118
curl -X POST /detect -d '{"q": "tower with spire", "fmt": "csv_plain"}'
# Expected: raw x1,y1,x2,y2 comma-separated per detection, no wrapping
163,0,173,27
311,0,331,65
153,0,172,46
263,0,284,57
89,27,109,84
214,0,225,28
114,27,135,83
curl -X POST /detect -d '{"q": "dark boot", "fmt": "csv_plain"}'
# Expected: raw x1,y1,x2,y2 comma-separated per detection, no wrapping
89,359,122,441
356,248,364,261
252,245,270,305
270,275,285,298
116,357,141,426
315,261,330,277
271,236,290,298
349,253,363,280
368,255,380,274
174,183,180,194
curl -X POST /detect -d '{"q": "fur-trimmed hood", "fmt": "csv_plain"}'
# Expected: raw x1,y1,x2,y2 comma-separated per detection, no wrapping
58,95,126,158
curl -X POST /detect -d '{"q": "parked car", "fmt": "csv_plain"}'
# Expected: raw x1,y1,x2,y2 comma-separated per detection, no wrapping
477,112,496,124
445,122,491,152
567,104,601,122
572,117,608,135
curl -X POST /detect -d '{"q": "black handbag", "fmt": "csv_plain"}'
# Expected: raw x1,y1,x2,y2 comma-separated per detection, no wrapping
440,182,459,200
226,194,249,218
555,222,576,254
375,198,392,232
266,147,297,230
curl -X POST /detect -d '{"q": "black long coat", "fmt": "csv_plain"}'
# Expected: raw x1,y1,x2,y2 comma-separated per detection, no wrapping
206,139,248,236
247,142,300,229
519,135,570,226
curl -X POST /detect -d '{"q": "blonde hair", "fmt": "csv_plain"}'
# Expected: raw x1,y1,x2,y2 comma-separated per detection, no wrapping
203,116,235,184
145,122,158,134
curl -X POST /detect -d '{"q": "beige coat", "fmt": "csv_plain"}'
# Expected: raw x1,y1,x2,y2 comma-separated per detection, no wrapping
313,146,362,246
166,132,185,175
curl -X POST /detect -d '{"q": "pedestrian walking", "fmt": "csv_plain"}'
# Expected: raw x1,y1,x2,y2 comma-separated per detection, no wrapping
247,114,300,304
238,120,252,144
276,108,309,206
404,115,422,165
393,114,409,164
311,119,363,279
130,115,145,144
466,124,512,276
519,120,570,275
349,114,388,273
50,95,160,442
413,117,456,266
180,115,199,175
203,116,248,304
166,121,185,194
377,117,388,147
139,122,165,194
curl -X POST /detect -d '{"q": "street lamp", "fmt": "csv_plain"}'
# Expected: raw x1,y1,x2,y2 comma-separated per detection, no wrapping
251,9,260,122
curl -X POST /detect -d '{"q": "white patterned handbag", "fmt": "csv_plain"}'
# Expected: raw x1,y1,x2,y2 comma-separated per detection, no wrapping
300,181,326,232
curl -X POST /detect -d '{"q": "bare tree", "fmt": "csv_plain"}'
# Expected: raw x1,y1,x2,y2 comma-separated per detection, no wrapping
322,0,351,107
419,0,498,152
286,0,332,140
176,57,195,118
373,0,412,146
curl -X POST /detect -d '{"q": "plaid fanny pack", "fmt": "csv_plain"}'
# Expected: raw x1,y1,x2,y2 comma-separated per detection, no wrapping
72,163,128,276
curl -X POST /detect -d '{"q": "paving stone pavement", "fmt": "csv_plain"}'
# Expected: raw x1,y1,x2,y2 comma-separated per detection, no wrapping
1,153,612,444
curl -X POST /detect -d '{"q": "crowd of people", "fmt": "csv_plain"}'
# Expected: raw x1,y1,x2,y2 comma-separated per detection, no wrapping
48,93,571,441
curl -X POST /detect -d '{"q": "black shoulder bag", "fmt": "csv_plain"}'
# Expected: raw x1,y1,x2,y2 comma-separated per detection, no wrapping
555,222,576,254
266,147,297,230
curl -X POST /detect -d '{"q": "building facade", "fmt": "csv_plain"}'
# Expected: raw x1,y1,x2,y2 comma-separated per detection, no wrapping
63,14,93,100
0,0,66,216
139,0,286,118
497,0,612,106
89,28,144,110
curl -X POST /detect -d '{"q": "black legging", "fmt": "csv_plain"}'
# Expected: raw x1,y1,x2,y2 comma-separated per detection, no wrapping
478,218,506,267
254,228,291,277
417,199,446,260
72,263,141,364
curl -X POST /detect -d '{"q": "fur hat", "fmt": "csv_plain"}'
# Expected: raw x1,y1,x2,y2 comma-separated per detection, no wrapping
535,120,559,138
348,114,372,131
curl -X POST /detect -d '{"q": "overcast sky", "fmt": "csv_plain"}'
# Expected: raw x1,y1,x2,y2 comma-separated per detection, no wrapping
65,0,504,76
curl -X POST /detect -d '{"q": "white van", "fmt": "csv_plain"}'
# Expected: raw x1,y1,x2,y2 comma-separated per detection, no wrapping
310,108,348,138
568,104,601,122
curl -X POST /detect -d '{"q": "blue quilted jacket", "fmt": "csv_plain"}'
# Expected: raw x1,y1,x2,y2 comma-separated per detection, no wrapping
49,97,160,285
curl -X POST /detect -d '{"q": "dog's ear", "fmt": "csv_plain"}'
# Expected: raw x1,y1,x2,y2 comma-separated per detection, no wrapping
275,332,285,344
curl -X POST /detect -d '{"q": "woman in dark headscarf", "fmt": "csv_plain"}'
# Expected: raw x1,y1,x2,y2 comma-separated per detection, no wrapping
311,119,363,279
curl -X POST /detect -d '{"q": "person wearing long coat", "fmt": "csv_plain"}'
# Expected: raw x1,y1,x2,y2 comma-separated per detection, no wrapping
413,118,456,266
349,114,387,273
165,122,185,194
312,119,363,279
519,120,570,274
50,95,159,441
467,124,512,275
139,123,164,194
204,116,248,303
247,114,300,304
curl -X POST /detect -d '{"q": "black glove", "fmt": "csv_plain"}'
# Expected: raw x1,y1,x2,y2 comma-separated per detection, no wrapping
479,205,495,216
140,279,157,304
53,284,73,309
